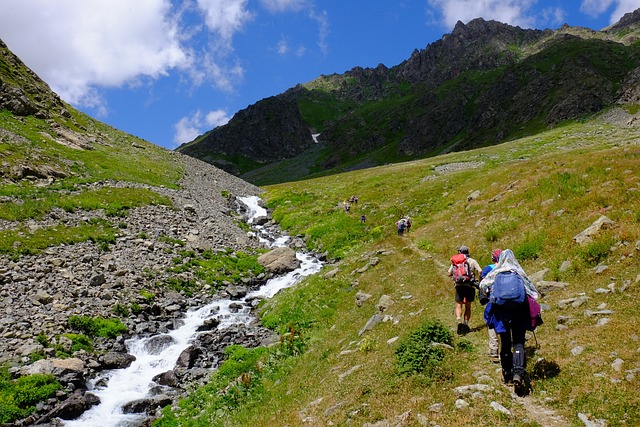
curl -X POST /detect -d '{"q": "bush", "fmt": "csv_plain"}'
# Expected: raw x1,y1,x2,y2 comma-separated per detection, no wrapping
514,234,545,260
395,319,453,379
578,238,613,266
0,368,61,424
68,315,127,338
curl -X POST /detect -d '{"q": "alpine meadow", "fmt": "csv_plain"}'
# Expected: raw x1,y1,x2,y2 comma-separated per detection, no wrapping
0,8,640,427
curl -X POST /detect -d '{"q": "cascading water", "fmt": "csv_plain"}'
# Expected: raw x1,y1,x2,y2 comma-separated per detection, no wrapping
63,196,322,426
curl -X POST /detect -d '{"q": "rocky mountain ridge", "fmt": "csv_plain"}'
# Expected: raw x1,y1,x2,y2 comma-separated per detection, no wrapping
177,9,640,185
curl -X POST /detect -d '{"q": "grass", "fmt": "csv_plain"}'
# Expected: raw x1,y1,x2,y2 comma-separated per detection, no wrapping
0,102,181,259
165,248,267,295
0,219,117,257
155,112,640,427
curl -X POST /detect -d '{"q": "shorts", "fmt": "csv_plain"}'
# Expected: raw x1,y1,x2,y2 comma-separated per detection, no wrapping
455,285,476,303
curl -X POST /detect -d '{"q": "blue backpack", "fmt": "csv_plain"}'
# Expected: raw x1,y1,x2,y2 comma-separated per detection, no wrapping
490,271,526,308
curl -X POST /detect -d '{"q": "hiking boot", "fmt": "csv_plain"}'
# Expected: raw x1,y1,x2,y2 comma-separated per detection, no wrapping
457,323,464,335
513,374,526,396
463,324,471,334
502,372,513,385
512,373,522,386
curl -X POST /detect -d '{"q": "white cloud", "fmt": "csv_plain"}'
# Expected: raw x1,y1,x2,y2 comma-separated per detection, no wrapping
580,0,616,17
309,10,330,55
205,109,231,127
608,0,640,24
427,0,537,28
0,0,190,107
173,109,230,147
259,0,307,13
581,0,640,25
277,36,290,55
541,7,567,27
196,0,253,43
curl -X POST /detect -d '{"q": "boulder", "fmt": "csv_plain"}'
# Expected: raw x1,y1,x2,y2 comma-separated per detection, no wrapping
258,246,300,274
100,352,136,369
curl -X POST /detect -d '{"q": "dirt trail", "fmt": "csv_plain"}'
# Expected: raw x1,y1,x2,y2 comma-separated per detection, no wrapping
409,241,572,426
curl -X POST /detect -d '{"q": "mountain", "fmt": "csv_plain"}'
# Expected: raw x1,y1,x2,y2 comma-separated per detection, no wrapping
177,9,640,185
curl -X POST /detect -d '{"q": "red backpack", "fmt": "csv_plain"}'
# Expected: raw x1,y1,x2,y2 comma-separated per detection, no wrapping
451,253,472,285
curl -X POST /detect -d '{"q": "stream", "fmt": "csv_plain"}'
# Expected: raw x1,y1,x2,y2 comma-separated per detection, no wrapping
63,195,323,426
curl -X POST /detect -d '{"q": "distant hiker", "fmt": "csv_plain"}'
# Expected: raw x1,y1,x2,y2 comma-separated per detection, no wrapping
361,214,366,223
479,248,502,362
405,217,412,233
448,245,482,335
344,201,351,213
396,218,406,236
349,195,358,204
480,249,539,394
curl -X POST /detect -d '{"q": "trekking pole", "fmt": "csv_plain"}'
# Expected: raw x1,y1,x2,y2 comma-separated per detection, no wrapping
532,330,539,348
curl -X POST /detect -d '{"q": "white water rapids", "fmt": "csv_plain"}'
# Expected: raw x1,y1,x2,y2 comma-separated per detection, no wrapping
63,196,322,426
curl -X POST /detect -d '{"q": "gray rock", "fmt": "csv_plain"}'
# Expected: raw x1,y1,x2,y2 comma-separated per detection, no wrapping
258,246,301,274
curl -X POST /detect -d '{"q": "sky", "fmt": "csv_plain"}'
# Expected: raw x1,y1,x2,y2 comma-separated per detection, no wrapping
0,0,639,150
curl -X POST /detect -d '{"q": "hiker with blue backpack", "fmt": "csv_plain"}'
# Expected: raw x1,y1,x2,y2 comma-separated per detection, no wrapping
479,249,541,395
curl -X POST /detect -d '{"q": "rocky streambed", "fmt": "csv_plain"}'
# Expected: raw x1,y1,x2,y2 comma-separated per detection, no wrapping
0,154,317,426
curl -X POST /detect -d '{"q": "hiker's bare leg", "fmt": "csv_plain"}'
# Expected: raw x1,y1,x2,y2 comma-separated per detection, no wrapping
464,301,472,323
455,302,463,321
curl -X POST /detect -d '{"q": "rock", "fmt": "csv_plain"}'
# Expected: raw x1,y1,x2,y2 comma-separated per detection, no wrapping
42,393,100,421
175,345,202,369
467,190,481,201
358,314,383,336
258,246,301,274
355,291,372,307
489,401,511,415
153,370,179,387
34,290,53,304
144,335,176,355
122,395,172,414
573,216,615,246
101,352,136,369
376,295,394,312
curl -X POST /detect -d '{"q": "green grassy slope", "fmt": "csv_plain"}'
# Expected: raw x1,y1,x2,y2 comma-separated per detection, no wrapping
157,109,640,426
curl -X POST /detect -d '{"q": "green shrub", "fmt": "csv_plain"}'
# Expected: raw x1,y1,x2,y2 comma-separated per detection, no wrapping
514,234,545,260
140,290,156,303
395,319,453,379
0,368,61,424
68,315,127,338
130,303,142,315
55,333,93,357
112,303,129,317
577,238,613,266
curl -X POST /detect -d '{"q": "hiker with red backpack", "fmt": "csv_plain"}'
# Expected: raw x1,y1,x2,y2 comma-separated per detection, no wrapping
479,249,540,395
447,245,482,335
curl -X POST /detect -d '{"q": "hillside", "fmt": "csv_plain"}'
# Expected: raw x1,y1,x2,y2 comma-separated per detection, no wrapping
0,37,269,425
177,9,640,186
157,106,640,426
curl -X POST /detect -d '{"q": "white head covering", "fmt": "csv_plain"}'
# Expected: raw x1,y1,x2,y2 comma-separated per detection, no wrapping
479,249,539,299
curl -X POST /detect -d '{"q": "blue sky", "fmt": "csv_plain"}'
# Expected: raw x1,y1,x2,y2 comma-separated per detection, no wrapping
0,0,638,149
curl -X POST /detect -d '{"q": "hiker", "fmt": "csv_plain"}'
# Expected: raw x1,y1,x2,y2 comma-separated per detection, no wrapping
479,249,539,394
344,201,351,213
479,248,502,362
396,218,406,236
447,245,482,335
405,217,412,233
361,214,366,223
